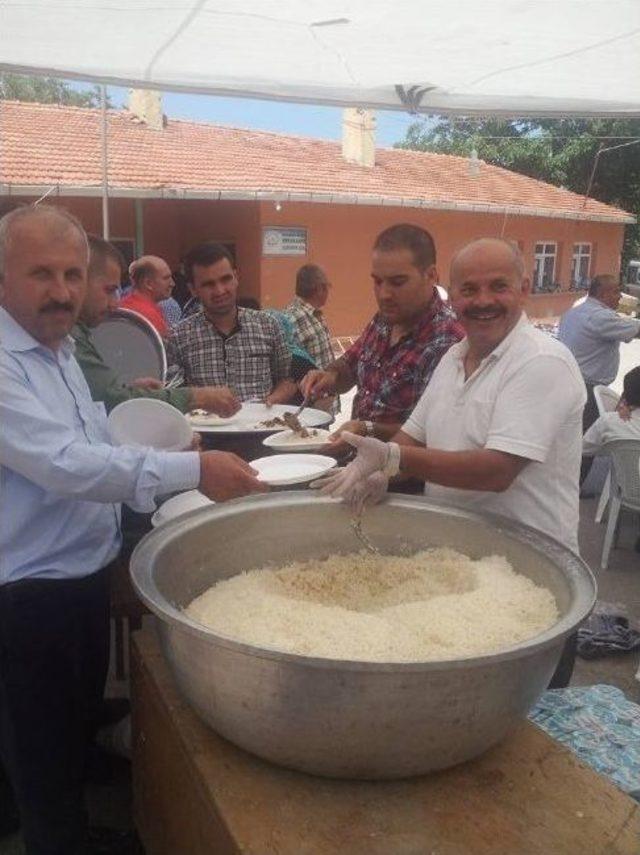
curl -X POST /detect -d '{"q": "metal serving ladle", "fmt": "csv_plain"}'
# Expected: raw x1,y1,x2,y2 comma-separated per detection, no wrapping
350,516,381,555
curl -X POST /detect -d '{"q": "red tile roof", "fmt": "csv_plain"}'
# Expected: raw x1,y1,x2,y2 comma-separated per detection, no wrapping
0,100,633,223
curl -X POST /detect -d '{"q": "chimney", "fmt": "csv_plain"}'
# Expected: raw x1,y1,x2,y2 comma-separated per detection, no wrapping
128,89,164,131
468,148,481,177
342,108,376,168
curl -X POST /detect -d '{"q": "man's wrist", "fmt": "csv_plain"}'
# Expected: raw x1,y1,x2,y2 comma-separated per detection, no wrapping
363,420,375,437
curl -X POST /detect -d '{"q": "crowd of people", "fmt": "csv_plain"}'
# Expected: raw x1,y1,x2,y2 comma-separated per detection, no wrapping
1,202,638,854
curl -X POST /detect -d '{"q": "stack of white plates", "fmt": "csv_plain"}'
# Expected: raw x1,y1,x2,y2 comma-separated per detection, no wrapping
151,490,214,527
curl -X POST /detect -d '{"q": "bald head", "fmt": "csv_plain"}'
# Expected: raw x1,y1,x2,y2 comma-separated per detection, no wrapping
448,237,530,358
129,254,174,302
450,238,525,284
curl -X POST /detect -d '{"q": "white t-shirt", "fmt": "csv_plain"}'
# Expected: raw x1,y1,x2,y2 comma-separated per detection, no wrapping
583,409,640,455
402,315,586,552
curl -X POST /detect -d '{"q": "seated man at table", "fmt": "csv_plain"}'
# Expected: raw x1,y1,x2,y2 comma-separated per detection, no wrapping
583,366,640,453
301,223,464,443
120,254,175,337
166,242,293,404
74,235,240,417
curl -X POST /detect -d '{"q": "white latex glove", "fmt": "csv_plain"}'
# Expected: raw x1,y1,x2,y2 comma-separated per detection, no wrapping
348,471,390,515
310,431,400,501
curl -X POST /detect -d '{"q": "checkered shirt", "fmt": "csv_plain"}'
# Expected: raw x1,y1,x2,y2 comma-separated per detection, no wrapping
166,308,291,400
285,297,334,369
342,292,465,423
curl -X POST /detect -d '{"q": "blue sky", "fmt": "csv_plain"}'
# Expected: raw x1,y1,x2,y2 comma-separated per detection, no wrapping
107,85,418,147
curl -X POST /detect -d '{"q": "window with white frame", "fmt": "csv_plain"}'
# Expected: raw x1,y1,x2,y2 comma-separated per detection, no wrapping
533,242,557,291
571,243,591,288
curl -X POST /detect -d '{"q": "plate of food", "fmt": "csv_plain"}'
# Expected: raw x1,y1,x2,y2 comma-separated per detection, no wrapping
250,454,337,486
187,409,239,427
262,427,332,452
189,402,332,434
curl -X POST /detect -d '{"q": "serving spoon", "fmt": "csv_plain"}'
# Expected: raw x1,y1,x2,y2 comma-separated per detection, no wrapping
350,516,381,555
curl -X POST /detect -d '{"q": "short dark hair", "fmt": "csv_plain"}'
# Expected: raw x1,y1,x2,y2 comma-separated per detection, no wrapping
184,242,235,283
87,234,125,279
623,366,640,408
373,223,436,271
589,273,618,297
296,264,328,299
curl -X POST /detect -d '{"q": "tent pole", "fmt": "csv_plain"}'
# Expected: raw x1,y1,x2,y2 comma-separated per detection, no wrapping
101,85,110,239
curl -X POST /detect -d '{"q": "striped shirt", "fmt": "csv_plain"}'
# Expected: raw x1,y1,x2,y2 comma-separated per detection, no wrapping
285,297,334,369
166,308,291,400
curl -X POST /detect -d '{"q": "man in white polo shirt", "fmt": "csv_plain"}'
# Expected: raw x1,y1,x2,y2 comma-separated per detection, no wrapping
316,237,586,684
318,237,586,552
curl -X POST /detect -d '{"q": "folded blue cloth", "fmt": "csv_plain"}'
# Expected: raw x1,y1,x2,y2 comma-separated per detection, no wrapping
529,684,640,799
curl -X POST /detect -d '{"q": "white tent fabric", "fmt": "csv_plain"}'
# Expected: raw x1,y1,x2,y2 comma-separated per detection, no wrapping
1,0,639,117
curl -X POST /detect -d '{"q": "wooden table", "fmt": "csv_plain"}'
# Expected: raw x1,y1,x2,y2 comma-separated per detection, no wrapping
131,628,640,855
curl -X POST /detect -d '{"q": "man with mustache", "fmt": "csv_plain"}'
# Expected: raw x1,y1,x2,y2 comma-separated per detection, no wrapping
300,223,464,445
316,239,585,686
318,237,585,553
0,205,266,854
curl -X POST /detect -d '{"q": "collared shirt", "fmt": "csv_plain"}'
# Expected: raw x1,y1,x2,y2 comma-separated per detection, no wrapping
0,308,200,585
72,322,191,414
285,297,334,369
403,315,586,552
165,308,291,400
583,409,640,455
342,291,464,423
159,297,183,330
120,290,169,337
557,297,640,386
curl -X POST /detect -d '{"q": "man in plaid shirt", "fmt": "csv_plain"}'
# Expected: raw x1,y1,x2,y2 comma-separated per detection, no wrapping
285,264,334,369
301,223,464,444
166,243,292,406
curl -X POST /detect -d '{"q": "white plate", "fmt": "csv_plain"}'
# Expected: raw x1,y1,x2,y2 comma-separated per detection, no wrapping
108,398,193,451
250,454,337,486
262,428,332,452
192,402,332,434
151,490,214,527
187,411,239,427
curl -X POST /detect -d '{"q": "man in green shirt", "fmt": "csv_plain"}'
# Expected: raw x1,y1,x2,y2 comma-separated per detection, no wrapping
73,236,241,416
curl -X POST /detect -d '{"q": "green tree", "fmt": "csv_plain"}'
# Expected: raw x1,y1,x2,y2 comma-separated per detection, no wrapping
396,117,640,270
0,73,106,108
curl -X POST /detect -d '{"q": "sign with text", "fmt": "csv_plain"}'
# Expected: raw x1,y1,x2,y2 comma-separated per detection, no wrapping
262,227,307,256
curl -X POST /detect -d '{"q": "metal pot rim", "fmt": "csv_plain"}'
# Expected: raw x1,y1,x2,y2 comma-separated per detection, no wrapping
130,491,596,672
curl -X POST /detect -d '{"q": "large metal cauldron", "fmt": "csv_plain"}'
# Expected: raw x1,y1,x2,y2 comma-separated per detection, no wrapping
130,492,595,779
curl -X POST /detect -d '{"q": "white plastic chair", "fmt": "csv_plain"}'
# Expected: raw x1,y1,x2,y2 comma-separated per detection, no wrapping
599,439,640,570
592,385,620,524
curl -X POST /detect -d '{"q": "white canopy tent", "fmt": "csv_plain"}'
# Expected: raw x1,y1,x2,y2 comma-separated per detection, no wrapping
1,0,639,117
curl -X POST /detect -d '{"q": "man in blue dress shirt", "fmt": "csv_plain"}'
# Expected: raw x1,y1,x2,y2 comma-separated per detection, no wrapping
558,274,640,432
0,204,266,854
